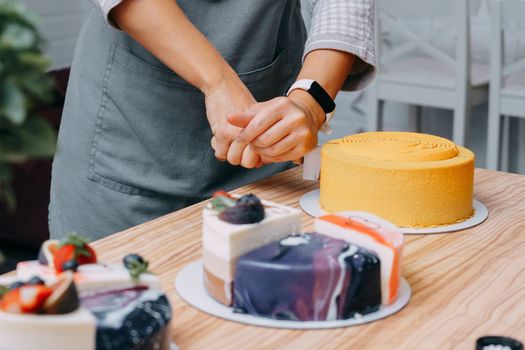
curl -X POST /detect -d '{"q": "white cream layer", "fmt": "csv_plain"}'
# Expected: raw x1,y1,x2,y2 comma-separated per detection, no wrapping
17,262,162,294
0,307,96,350
202,199,302,282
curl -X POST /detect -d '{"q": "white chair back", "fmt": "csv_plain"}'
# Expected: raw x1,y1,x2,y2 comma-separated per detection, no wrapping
371,0,488,145
499,0,525,25
490,0,525,85
375,0,479,85
486,0,525,170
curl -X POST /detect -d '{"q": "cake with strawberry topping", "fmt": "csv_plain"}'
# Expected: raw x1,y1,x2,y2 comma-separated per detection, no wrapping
17,234,161,294
0,234,172,350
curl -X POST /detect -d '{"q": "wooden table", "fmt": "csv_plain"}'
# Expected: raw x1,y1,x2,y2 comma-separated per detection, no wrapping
49,168,525,349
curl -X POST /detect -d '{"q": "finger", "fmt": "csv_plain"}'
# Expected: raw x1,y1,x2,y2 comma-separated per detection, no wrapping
260,144,304,164
250,115,298,148
213,136,231,161
227,140,246,166
235,108,283,144
240,147,260,169
251,133,296,157
227,112,255,129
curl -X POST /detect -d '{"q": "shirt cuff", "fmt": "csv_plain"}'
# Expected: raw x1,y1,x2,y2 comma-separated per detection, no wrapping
303,33,376,92
93,0,124,28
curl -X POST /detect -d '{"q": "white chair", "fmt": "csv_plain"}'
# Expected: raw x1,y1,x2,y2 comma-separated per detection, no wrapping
368,0,488,146
486,0,525,170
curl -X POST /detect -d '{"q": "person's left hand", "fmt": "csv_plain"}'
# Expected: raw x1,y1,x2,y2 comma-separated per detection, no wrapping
228,91,326,163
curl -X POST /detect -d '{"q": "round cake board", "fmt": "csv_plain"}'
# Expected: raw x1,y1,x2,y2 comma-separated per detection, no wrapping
300,189,488,235
175,260,411,330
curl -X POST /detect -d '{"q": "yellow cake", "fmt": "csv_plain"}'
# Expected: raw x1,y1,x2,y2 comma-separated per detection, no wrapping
320,132,475,228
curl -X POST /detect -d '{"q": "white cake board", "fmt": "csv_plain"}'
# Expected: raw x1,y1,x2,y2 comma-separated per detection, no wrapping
175,260,411,330
300,189,488,235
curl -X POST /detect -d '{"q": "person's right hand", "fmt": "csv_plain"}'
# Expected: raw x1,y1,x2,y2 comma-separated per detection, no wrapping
204,72,262,169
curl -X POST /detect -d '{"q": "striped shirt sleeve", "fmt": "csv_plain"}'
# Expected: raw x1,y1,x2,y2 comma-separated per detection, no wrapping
305,0,376,91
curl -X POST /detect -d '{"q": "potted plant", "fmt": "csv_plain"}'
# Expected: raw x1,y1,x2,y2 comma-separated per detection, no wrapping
0,1,56,212
0,1,56,261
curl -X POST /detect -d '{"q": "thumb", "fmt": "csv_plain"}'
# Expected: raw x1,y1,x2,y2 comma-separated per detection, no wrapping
227,112,255,128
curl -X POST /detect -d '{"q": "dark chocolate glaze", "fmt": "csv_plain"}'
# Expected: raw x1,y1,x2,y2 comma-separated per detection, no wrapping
233,233,381,321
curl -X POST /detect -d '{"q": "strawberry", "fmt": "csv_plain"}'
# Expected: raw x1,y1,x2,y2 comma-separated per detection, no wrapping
53,233,97,273
0,285,53,314
212,190,235,199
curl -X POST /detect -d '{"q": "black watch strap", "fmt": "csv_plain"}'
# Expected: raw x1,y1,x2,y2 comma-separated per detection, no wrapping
286,79,336,114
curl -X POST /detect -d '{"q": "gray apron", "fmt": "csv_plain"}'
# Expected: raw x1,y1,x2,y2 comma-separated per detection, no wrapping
49,0,307,240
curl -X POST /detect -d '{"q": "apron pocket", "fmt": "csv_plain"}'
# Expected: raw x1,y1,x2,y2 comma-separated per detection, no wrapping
88,44,300,197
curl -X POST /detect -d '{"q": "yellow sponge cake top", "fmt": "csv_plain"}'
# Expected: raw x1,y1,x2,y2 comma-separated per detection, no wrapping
323,131,474,169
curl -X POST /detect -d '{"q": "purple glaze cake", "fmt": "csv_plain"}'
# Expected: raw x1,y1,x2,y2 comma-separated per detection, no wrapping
233,233,381,321
81,286,172,350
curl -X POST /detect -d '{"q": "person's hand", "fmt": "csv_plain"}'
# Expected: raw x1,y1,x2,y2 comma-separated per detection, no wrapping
204,73,262,169
228,90,325,163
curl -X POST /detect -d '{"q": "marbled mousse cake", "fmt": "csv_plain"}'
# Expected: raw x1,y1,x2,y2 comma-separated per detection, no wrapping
233,233,381,321
320,132,475,227
315,212,404,305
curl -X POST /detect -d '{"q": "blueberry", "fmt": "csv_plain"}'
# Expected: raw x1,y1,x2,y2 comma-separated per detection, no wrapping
123,254,148,280
9,281,25,290
62,260,79,272
26,276,45,286
123,254,145,269
237,194,261,206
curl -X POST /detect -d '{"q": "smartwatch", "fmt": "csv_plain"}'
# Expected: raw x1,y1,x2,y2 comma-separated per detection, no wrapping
286,79,336,134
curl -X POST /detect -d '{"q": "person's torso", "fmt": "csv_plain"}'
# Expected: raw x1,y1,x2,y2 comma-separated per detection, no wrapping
57,0,307,200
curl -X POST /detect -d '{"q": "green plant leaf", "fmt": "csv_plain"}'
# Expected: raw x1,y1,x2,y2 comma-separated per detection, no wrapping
4,116,56,159
0,22,36,50
0,1,55,210
17,71,54,103
0,81,27,124
17,51,51,71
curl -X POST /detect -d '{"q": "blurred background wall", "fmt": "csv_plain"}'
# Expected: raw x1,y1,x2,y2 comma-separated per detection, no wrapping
18,0,91,69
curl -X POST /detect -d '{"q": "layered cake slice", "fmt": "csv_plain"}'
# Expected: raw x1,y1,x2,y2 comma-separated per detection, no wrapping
1,235,172,350
315,212,404,305
203,192,302,305
233,233,382,321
